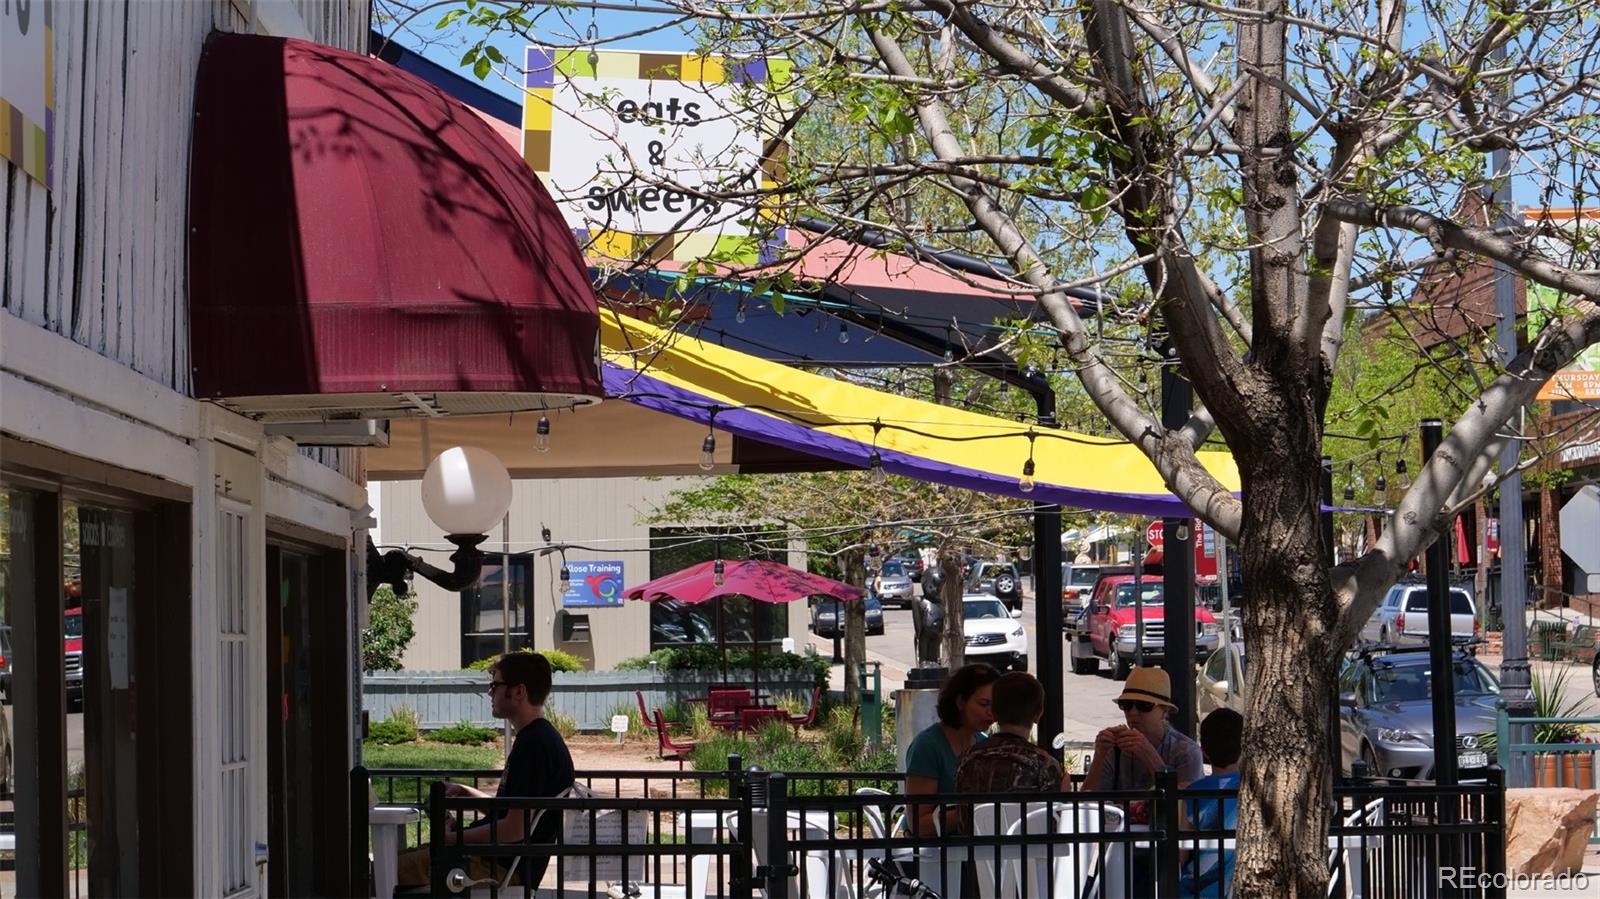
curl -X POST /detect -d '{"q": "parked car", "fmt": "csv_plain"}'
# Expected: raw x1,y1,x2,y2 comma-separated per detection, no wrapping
65,607,83,706
1196,643,1247,716
873,560,916,609
1339,645,1500,781
890,551,925,582
811,596,885,637
1069,574,1220,679
966,561,1022,610
961,594,1028,671
1360,582,1478,645
1062,563,1101,609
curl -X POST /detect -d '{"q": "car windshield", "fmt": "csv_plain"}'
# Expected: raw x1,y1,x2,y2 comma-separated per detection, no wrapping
1368,659,1499,702
963,599,1010,620
1069,569,1099,586
65,610,84,639
880,561,905,577
1113,582,1166,607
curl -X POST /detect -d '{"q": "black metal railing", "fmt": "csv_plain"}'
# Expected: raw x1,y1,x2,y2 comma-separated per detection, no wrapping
354,760,1506,898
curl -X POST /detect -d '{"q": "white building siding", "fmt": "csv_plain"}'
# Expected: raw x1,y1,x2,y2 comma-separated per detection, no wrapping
0,0,368,393
379,476,809,671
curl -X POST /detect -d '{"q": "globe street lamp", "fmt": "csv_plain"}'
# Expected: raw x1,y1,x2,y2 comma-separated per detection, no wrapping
367,446,515,599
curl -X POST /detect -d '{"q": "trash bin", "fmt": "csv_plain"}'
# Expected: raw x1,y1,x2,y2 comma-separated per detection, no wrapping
857,661,883,750
894,666,947,770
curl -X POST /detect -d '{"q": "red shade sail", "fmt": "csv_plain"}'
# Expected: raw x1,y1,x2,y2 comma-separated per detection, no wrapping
188,33,602,420
624,559,864,605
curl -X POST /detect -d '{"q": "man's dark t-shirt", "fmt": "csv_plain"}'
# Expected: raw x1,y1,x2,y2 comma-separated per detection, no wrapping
496,718,575,885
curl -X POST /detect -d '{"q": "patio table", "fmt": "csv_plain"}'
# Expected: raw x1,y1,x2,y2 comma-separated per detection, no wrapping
370,804,422,899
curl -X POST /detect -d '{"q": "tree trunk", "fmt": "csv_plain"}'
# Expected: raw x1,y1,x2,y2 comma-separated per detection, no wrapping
843,549,865,706
940,554,965,668
1232,448,1340,898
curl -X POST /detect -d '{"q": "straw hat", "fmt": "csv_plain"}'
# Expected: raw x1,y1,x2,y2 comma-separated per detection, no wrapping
1115,667,1179,712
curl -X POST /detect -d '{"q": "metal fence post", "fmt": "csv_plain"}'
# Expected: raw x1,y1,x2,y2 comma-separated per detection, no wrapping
729,754,753,899
428,780,447,897
350,765,369,899
1486,767,1507,899
766,772,792,899
1155,768,1180,899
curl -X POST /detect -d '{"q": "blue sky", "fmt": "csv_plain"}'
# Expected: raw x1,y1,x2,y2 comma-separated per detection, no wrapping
380,3,701,102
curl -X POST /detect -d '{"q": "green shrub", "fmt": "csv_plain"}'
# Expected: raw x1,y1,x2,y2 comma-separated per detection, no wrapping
369,715,419,745
464,648,587,673
427,720,498,745
362,586,418,672
548,710,579,739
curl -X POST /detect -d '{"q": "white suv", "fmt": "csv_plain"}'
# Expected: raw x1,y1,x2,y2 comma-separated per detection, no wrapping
961,595,1029,671
1361,583,1478,645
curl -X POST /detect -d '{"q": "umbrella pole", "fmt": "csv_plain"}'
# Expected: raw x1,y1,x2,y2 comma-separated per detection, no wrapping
754,604,762,702
717,599,728,685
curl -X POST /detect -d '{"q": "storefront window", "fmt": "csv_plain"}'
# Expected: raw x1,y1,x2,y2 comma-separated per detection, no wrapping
646,528,788,650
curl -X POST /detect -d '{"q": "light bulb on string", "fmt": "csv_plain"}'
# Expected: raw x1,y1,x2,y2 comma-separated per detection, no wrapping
534,415,551,453
559,565,571,589
1019,430,1038,493
735,302,746,324
868,451,887,483
700,433,717,471
1018,541,1033,561
1375,452,1387,494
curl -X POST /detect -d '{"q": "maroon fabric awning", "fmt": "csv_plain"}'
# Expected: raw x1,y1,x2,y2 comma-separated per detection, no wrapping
189,33,601,419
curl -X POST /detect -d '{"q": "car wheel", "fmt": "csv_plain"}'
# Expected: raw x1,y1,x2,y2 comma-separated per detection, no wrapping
1013,655,1029,673
1379,626,1390,644
1112,654,1131,681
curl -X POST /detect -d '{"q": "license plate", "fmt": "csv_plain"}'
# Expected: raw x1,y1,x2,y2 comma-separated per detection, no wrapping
1459,751,1488,769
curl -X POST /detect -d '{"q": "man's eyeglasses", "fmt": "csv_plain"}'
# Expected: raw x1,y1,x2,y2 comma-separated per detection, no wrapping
487,680,510,694
1116,700,1157,713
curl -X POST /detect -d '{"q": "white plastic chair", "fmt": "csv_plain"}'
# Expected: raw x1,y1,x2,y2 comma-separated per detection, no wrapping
739,808,855,899
1000,802,1122,899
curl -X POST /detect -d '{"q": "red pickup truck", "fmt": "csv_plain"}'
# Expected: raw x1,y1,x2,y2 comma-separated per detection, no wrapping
1069,574,1220,680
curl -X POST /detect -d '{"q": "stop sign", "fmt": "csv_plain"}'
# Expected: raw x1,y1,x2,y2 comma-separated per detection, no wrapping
1560,485,1600,591
1145,521,1164,549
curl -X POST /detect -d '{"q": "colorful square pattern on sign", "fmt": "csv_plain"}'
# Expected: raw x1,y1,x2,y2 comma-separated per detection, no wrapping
522,47,788,264
563,560,626,607
1,0,54,188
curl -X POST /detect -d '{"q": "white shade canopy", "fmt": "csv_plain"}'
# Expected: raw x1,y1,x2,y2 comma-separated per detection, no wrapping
420,446,514,536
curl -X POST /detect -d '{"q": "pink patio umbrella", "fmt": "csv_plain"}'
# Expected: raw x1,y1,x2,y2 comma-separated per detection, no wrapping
625,559,864,696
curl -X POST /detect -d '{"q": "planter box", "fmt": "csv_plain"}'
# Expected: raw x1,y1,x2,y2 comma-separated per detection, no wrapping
363,668,822,731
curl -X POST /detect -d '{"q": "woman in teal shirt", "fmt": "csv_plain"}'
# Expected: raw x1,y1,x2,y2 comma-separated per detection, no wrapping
904,663,999,834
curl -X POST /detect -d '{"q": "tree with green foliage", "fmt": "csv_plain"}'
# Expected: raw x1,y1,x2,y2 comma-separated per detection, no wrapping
412,0,1600,891
362,585,417,672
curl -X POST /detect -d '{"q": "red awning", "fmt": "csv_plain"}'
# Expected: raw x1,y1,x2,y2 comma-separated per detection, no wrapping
189,33,601,421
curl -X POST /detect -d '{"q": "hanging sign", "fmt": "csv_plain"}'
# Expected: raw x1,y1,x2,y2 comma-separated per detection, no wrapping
1,0,53,188
562,560,625,608
521,48,789,264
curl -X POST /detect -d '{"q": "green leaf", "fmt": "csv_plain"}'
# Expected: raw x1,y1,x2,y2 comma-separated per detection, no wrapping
484,45,505,64
436,9,464,29
770,292,786,315
473,56,492,80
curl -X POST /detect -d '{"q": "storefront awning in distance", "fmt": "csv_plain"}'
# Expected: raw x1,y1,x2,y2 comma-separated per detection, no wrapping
188,34,602,422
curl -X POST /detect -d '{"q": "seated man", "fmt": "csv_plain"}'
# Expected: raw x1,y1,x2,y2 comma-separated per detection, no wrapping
1180,708,1243,898
396,651,575,890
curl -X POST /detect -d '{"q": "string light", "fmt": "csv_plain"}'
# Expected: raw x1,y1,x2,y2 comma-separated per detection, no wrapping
1375,453,1387,494
1018,541,1033,561
1019,430,1037,493
559,564,571,588
868,420,887,483
534,414,551,453
699,407,719,471
1344,463,1356,502
735,301,746,324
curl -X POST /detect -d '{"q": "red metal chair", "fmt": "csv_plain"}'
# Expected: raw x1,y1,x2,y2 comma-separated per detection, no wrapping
707,687,752,729
653,708,697,769
635,690,661,735
787,685,825,736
